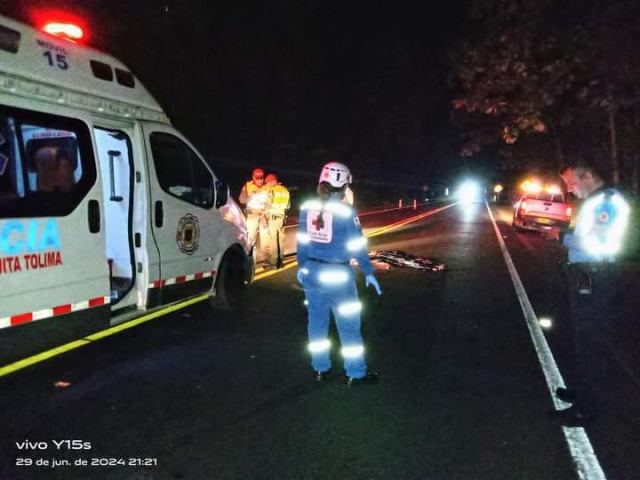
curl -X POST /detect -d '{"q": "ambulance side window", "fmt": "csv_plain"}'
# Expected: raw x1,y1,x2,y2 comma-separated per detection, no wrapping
0,106,96,218
149,132,214,208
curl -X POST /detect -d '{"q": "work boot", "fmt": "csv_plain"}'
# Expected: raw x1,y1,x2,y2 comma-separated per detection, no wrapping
344,372,378,387
314,369,332,383
555,387,577,404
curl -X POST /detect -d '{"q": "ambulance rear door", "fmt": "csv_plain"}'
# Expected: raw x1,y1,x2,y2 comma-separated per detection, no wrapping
0,104,110,365
141,122,222,306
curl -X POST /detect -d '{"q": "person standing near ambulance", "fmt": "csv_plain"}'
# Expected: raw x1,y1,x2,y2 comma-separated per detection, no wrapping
263,174,290,269
296,162,382,386
239,168,271,248
548,161,630,426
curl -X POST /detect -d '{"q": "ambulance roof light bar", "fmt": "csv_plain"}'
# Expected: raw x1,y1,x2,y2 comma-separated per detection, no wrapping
42,22,84,42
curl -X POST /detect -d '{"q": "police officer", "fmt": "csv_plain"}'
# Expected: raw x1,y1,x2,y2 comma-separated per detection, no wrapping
263,174,290,269
296,162,382,386
238,168,270,248
549,161,630,426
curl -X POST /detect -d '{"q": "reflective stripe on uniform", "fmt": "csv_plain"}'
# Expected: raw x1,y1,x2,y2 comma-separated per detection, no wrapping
301,200,323,211
324,202,352,217
347,237,367,252
308,339,332,353
341,345,364,358
297,232,310,244
318,270,349,284
337,300,362,316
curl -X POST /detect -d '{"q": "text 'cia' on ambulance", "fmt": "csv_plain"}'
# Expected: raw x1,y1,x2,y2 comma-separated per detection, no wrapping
0,15,254,365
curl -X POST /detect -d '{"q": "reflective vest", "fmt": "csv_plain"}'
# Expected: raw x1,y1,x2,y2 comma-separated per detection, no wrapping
267,184,290,216
564,187,630,263
245,182,271,213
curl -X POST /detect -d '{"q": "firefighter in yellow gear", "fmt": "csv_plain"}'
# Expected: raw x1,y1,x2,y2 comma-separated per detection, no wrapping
238,168,270,247
262,173,291,269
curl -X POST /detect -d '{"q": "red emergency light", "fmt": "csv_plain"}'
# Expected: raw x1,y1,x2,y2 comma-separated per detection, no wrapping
42,22,84,41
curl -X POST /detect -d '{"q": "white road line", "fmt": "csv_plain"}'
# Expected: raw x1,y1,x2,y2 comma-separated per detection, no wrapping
486,203,606,480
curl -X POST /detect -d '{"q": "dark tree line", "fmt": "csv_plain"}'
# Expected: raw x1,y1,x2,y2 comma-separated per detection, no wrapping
450,0,640,192
2,0,473,198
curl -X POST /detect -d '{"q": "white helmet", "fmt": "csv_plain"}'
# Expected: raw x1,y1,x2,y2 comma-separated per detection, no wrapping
319,162,352,188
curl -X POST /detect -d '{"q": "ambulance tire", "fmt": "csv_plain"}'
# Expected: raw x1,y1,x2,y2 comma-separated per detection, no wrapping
213,250,246,311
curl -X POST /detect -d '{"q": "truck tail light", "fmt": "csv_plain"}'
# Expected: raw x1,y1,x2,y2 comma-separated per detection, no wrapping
519,200,527,214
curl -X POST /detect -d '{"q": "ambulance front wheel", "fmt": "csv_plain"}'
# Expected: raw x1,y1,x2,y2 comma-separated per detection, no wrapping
213,250,246,311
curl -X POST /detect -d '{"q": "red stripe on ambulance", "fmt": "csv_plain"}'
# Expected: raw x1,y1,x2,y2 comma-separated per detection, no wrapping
11,313,33,326
148,270,216,289
89,297,106,308
53,304,73,316
0,296,110,330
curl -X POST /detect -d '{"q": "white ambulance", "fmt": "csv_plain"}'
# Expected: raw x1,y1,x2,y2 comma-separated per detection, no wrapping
0,15,254,365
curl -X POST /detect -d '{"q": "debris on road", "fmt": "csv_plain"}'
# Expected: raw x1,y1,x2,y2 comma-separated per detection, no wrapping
368,251,445,271
53,381,71,389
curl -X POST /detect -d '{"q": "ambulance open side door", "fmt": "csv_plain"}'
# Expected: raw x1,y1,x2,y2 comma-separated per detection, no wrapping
0,106,111,365
141,122,223,306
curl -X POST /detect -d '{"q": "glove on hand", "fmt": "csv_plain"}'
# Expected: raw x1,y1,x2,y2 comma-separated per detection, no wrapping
365,274,382,295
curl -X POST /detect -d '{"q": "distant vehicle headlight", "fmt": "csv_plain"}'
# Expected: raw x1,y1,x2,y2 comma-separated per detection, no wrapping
457,181,481,203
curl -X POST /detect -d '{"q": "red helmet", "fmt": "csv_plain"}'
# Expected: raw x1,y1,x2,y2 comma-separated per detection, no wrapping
252,168,264,182
265,173,278,185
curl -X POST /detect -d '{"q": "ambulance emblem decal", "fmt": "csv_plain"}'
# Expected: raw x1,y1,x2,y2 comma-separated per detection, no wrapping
176,213,200,255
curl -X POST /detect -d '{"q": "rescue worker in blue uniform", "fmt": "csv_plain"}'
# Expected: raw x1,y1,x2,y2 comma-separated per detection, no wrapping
549,162,630,426
296,162,382,386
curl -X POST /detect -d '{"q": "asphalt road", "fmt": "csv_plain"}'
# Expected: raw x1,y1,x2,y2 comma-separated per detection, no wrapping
1,202,639,479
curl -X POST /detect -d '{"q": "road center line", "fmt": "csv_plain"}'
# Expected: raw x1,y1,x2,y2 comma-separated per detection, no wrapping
485,203,605,480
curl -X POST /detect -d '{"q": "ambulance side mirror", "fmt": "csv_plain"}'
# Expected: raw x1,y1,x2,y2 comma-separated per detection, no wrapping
215,180,228,209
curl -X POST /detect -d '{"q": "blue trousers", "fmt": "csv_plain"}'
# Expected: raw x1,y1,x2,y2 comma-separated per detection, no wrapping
303,263,367,378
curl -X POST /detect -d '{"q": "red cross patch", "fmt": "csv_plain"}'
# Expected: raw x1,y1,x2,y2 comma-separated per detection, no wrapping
307,210,333,243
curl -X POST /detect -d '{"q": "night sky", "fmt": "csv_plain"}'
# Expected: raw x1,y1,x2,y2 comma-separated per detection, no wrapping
1,0,472,200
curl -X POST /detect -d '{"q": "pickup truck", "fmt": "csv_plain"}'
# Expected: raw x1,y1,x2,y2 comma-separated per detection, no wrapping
512,188,574,233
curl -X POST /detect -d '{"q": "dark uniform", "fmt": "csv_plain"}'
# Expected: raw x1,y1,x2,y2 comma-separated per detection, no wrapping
561,185,629,417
